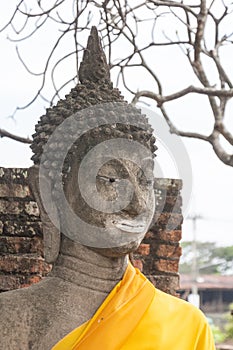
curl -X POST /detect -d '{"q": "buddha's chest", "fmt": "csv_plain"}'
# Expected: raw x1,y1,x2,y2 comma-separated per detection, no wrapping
29,286,109,350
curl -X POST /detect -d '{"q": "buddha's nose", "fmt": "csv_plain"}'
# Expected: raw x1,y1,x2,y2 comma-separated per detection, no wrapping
122,186,147,217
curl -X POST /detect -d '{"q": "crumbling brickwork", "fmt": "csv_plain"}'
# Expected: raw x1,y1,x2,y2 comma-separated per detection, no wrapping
0,168,182,295
0,168,50,291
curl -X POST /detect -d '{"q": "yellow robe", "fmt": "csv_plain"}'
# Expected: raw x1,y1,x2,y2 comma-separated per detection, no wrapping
52,263,215,350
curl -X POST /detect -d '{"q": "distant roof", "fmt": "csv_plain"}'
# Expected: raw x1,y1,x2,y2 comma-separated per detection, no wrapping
180,274,233,290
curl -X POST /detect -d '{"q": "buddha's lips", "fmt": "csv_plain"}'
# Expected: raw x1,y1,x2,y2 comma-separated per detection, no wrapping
113,220,147,233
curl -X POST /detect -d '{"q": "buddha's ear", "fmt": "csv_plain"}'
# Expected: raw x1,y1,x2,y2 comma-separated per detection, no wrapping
28,165,60,263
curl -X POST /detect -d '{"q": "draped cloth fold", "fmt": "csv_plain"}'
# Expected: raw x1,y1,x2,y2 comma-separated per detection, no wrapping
52,262,216,350
52,263,155,350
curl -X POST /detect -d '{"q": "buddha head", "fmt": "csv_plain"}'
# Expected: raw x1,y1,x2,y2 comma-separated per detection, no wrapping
28,27,157,263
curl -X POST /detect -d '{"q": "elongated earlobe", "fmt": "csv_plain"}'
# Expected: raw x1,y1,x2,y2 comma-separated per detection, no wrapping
28,166,60,263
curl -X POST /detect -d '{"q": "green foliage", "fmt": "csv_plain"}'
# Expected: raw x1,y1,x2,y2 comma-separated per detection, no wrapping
179,241,233,274
213,247,233,273
211,325,226,344
206,317,226,344
206,304,233,344
225,303,233,340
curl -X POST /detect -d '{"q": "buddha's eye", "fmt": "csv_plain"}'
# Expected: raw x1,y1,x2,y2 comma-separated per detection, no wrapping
97,175,119,184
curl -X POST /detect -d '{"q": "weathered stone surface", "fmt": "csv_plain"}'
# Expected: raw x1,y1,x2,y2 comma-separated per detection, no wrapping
147,275,180,295
0,200,39,216
154,213,183,230
0,167,28,184
154,178,182,193
155,193,182,214
24,201,40,216
162,195,182,214
0,183,31,198
3,221,42,237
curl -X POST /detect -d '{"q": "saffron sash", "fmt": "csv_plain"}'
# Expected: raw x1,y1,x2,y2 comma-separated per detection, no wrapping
52,263,155,349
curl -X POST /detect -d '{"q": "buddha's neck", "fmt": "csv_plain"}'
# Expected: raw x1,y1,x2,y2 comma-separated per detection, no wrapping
51,235,128,294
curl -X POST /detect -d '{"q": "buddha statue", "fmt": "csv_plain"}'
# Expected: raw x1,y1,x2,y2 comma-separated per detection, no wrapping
0,27,215,350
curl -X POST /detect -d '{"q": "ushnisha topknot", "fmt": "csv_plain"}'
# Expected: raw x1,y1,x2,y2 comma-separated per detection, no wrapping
30,26,157,173
79,26,111,84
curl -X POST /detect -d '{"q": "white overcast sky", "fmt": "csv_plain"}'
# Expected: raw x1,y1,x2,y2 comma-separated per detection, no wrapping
0,1,233,247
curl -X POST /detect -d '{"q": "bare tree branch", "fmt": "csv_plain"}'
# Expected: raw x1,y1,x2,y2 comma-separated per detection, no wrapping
0,129,32,144
132,86,233,106
0,0,233,167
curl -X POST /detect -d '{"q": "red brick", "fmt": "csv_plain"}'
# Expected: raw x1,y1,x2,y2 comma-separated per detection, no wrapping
0,236,43,255
153,244,182,259
0,255,51,274
0,170,184,296
133,259,143,271
136,243,150,255
157,230,182,242
0,274,42,292
20,276,41,289
154,258,179,273
145,230,182,243
144,231,154,239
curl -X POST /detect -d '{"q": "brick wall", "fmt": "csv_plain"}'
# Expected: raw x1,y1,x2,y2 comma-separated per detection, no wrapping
134,178,183,295
0,168,182,295
0,168,50,291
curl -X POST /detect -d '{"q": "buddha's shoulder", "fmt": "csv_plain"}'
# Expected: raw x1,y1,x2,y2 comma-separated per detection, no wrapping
0,278,92,349
0,277,69,322
153,287,206,322
0,276,97,323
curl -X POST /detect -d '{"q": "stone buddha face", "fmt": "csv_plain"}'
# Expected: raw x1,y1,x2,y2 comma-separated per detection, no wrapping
62,149,155,257
29,108,156,263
